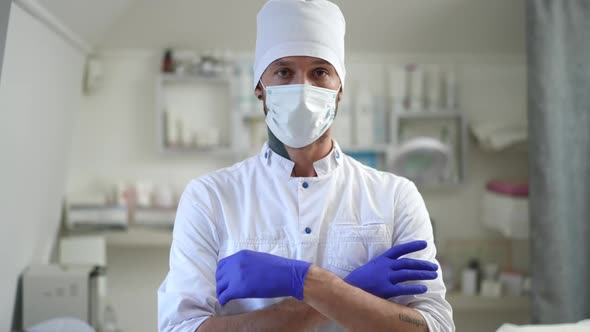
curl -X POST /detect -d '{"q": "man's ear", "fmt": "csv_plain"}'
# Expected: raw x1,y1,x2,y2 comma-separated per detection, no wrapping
337,87,343,102
255,83,263,100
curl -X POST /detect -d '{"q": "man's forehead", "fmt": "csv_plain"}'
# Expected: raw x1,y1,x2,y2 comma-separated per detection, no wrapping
268,57,332,67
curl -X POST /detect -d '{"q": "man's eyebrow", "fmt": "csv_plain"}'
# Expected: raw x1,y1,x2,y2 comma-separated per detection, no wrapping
269,60,293,67
269,59,331,67
311,59,330,65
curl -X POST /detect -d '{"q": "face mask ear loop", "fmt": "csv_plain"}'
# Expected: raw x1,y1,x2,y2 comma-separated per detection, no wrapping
259,80,267,92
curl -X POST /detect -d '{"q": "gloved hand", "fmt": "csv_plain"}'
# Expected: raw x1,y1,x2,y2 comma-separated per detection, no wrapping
344,240,438,299
216,250,311,305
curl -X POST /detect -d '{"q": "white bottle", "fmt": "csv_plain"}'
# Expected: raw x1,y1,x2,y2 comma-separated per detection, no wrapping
355,86,374,147
165,110,178,147
175,115,184,148
444,67,458,110
238,62,254,114
389,65,406,112
180,115,195,148
333,95,352,147
102,304,119,332
461,268,478,296
409,65,424,111
427,65,442,111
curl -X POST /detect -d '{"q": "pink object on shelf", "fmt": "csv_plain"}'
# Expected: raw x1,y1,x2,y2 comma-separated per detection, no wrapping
486,180,529,197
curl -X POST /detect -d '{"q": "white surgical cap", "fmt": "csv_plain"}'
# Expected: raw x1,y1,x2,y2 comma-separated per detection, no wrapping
253,0,346,89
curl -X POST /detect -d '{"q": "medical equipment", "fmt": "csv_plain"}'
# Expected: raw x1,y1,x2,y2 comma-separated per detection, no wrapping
390,136,453,184
22,265,105,331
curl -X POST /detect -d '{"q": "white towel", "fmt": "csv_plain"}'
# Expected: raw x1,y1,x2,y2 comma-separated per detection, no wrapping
470,122,527,151
497,319,590,332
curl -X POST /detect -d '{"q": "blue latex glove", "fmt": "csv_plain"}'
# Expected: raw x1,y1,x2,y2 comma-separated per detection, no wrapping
344,240,438,299
216,250,312,305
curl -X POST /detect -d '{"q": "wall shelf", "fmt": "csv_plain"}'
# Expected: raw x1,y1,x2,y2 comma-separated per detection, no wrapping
155,72,233,154
160,72,230,83
104,226,172,248
159,145,235,157
63,226,173,248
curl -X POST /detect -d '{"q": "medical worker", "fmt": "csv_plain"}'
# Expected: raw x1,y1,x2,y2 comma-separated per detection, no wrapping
158,1,454,331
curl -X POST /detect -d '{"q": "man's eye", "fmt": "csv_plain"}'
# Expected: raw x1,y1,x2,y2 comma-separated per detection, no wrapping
315,69,329,77
277,69,290,77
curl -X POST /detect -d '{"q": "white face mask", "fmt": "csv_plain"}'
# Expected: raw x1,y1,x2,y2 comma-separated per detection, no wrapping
262,82,339,148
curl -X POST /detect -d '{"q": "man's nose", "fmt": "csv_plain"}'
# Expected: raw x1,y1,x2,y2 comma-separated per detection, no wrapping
291,71,312,85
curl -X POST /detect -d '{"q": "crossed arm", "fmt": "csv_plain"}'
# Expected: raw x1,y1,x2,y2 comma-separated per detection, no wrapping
198,265,428,332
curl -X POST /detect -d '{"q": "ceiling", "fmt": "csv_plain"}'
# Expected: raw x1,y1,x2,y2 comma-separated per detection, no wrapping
34,0,526,54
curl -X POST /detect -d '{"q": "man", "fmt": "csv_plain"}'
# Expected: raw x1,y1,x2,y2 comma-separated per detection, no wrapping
158,1,454,331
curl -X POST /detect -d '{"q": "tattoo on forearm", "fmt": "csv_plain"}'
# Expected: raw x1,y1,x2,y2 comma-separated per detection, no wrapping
399,313,427,328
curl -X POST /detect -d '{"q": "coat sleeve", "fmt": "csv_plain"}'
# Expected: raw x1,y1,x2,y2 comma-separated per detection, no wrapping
390,178,455,332
158,180,220,332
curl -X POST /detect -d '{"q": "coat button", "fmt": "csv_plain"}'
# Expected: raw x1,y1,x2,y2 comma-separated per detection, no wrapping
302,182,309,189
305,227,312,234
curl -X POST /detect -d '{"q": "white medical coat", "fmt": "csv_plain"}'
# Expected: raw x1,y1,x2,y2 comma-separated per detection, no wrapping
158,141,454,332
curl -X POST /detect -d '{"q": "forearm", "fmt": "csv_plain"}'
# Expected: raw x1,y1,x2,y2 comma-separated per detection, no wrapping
197,298,329,332
303,265,429,332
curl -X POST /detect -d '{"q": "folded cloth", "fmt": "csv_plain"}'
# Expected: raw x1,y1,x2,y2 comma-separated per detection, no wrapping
470,122,527,151
497,319,590,332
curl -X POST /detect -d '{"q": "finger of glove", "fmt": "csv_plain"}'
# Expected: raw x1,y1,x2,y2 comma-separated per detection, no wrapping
391,258,438,271
386,284,428,298
218,284,241,306
216,279,229,298
218,289,230,305
383,240,427,259
215,263,229,282
389,269,438,284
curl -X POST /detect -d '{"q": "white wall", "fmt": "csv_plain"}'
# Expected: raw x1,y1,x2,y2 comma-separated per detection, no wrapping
0,4,84,330
94,0,525,54
0,0,11,78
